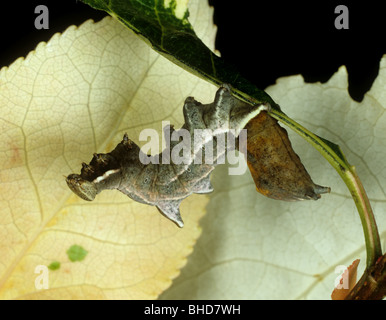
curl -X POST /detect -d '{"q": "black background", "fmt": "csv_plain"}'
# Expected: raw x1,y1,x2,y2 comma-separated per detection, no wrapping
1,1,385,102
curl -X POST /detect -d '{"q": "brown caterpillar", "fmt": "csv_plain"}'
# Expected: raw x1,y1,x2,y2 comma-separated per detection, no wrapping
66,85,269,227
66,85,330,227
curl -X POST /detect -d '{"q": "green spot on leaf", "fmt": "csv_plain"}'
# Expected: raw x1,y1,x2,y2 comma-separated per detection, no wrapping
48,261,61,270
66,245,88,262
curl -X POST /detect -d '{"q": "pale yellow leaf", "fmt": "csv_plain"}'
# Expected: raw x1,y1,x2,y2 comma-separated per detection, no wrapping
0,1,218,299
160,56,386,300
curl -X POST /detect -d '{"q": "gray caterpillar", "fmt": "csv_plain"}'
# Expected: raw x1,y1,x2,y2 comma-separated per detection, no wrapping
66,85,269,227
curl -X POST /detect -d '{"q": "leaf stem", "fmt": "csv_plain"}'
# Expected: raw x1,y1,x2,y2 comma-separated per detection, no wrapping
269,109,382,268
344,168,382,268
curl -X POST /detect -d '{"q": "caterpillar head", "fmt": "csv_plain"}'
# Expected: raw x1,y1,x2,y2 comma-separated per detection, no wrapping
66,138,128,201
66,174,98,201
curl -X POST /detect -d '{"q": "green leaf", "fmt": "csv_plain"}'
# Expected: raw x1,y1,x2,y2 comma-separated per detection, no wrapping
79,0,278,107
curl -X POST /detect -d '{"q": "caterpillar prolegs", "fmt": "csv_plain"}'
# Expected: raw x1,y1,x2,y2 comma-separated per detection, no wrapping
66,85,330,227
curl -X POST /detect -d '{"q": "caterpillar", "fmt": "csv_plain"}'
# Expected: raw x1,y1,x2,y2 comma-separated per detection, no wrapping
66,84,330,227
66,85,269,227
